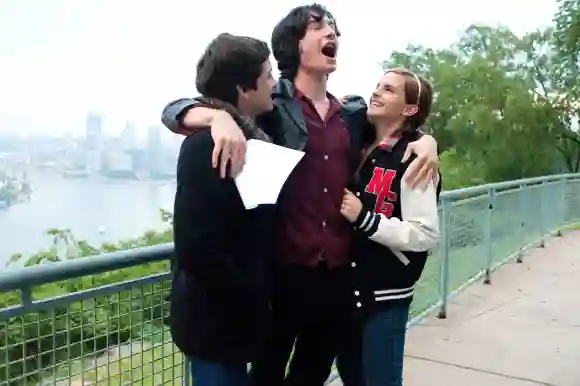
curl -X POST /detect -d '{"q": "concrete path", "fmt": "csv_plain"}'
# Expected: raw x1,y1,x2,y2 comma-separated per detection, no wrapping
333,230,580,386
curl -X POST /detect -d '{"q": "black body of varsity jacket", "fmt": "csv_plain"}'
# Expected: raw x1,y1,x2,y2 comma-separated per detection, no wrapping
348,135,441,316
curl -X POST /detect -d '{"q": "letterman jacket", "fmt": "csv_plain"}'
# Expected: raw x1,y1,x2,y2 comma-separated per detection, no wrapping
348,135,441,314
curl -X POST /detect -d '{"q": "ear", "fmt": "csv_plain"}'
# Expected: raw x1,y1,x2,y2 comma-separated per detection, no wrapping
402,104,418,117
237,85,249,101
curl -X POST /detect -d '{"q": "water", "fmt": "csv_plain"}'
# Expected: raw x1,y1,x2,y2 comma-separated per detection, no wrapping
0,170,176,268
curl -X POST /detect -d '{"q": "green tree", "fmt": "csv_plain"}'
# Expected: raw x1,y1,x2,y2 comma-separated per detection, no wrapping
383,25,571,188
554,0,580,58
522,28,580,172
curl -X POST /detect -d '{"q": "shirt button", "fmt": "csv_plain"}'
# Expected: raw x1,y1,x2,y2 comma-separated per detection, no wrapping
323,188,328,193
371,158,376,164
355,192,360,197
356,302,362,308
351,262,356,268
354,291,360,296
324,154,329,160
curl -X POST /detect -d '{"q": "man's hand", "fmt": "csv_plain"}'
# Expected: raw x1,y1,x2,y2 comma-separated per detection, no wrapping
208,111,247,178
340,189,363,223
402,135,439,189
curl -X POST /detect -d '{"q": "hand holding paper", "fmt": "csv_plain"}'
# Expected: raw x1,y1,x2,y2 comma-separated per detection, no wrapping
234,140,305,209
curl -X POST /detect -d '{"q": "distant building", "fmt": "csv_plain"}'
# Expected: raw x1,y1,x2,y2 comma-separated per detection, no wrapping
120,120,137,151
85,113,104,173
85,113,103,151
146,126,162,173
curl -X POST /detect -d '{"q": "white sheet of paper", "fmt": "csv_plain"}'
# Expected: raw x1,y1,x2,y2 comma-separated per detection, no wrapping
235,139,305,209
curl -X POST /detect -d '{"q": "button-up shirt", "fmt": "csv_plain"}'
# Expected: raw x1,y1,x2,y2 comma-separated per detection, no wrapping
276,90,353,268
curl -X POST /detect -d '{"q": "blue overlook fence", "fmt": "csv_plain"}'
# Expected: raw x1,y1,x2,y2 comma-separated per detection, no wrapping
0,173,579,386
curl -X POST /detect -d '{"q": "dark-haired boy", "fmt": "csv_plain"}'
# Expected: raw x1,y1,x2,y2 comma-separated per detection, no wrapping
170,33,275,386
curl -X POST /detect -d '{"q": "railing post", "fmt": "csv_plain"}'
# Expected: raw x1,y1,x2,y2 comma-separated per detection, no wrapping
20,287,32,306
538,180,547,248
437,197,451,319
183,357,190,386
556,177,567,236
517,184,525,263
483,187,496,284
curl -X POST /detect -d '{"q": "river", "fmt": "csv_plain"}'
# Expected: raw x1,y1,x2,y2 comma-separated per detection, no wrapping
0,170,176,268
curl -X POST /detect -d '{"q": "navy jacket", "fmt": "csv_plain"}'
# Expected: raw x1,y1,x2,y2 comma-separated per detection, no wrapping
170,129,275,363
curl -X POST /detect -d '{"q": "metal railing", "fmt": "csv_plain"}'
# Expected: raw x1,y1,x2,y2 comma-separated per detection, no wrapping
0,173,579,386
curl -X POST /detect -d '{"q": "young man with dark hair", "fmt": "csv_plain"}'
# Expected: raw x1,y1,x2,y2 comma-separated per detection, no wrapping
170,33,275,386
163,5,440,386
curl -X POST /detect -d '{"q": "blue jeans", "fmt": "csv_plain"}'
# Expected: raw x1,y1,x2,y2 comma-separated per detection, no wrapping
189,357,249,386
362,304,410,386
335,304,410,386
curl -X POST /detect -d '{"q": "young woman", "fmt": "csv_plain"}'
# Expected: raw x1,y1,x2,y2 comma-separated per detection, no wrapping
339,68,441,386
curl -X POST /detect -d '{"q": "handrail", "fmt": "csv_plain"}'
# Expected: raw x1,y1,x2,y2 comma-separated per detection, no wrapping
0,173,579,293
440,173,580,200
0,243,174,292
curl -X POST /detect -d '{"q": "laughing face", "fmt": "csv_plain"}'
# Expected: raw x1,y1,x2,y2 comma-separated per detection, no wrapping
298,12,339,75
367,71,419,123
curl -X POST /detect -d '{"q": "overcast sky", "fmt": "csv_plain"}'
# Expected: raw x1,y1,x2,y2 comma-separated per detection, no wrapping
0,0,557,136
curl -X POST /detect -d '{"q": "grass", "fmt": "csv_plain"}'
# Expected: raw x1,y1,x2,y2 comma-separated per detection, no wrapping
42,340,184,386
562,223,580,231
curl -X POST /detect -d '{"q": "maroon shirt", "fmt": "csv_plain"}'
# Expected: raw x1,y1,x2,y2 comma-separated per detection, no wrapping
276,90,353,268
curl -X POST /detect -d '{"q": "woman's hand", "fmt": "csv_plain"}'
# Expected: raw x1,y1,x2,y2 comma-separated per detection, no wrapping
340,189,363,223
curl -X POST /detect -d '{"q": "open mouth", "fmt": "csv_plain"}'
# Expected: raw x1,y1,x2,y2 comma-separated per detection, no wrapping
370,99,384,107
321,42,337,58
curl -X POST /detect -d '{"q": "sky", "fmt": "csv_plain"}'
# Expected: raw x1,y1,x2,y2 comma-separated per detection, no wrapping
0,0,558,137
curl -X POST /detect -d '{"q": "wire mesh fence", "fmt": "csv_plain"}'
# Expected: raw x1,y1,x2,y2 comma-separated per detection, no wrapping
1,174,579,385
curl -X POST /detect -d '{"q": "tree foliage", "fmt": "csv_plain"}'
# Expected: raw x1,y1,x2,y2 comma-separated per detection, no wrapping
383,24,580,189
554,0,580,58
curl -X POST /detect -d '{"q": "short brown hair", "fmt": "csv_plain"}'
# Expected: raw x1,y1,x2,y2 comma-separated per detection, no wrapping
385,67,433,132
196,33,270,107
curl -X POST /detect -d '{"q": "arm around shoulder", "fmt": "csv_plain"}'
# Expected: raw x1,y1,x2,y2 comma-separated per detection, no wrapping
161,97,230,135
342,94,368,112
161,98,198,133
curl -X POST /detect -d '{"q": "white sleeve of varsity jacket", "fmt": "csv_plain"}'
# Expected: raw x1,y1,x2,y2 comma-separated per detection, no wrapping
356,168,440,252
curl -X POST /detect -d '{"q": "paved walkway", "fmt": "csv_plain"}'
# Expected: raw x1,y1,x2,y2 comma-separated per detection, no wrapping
333,230,580,386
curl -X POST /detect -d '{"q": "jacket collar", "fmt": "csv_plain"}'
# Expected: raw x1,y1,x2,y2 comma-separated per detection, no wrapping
271,78,337,102
272,79,296,100
377,135,401,152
